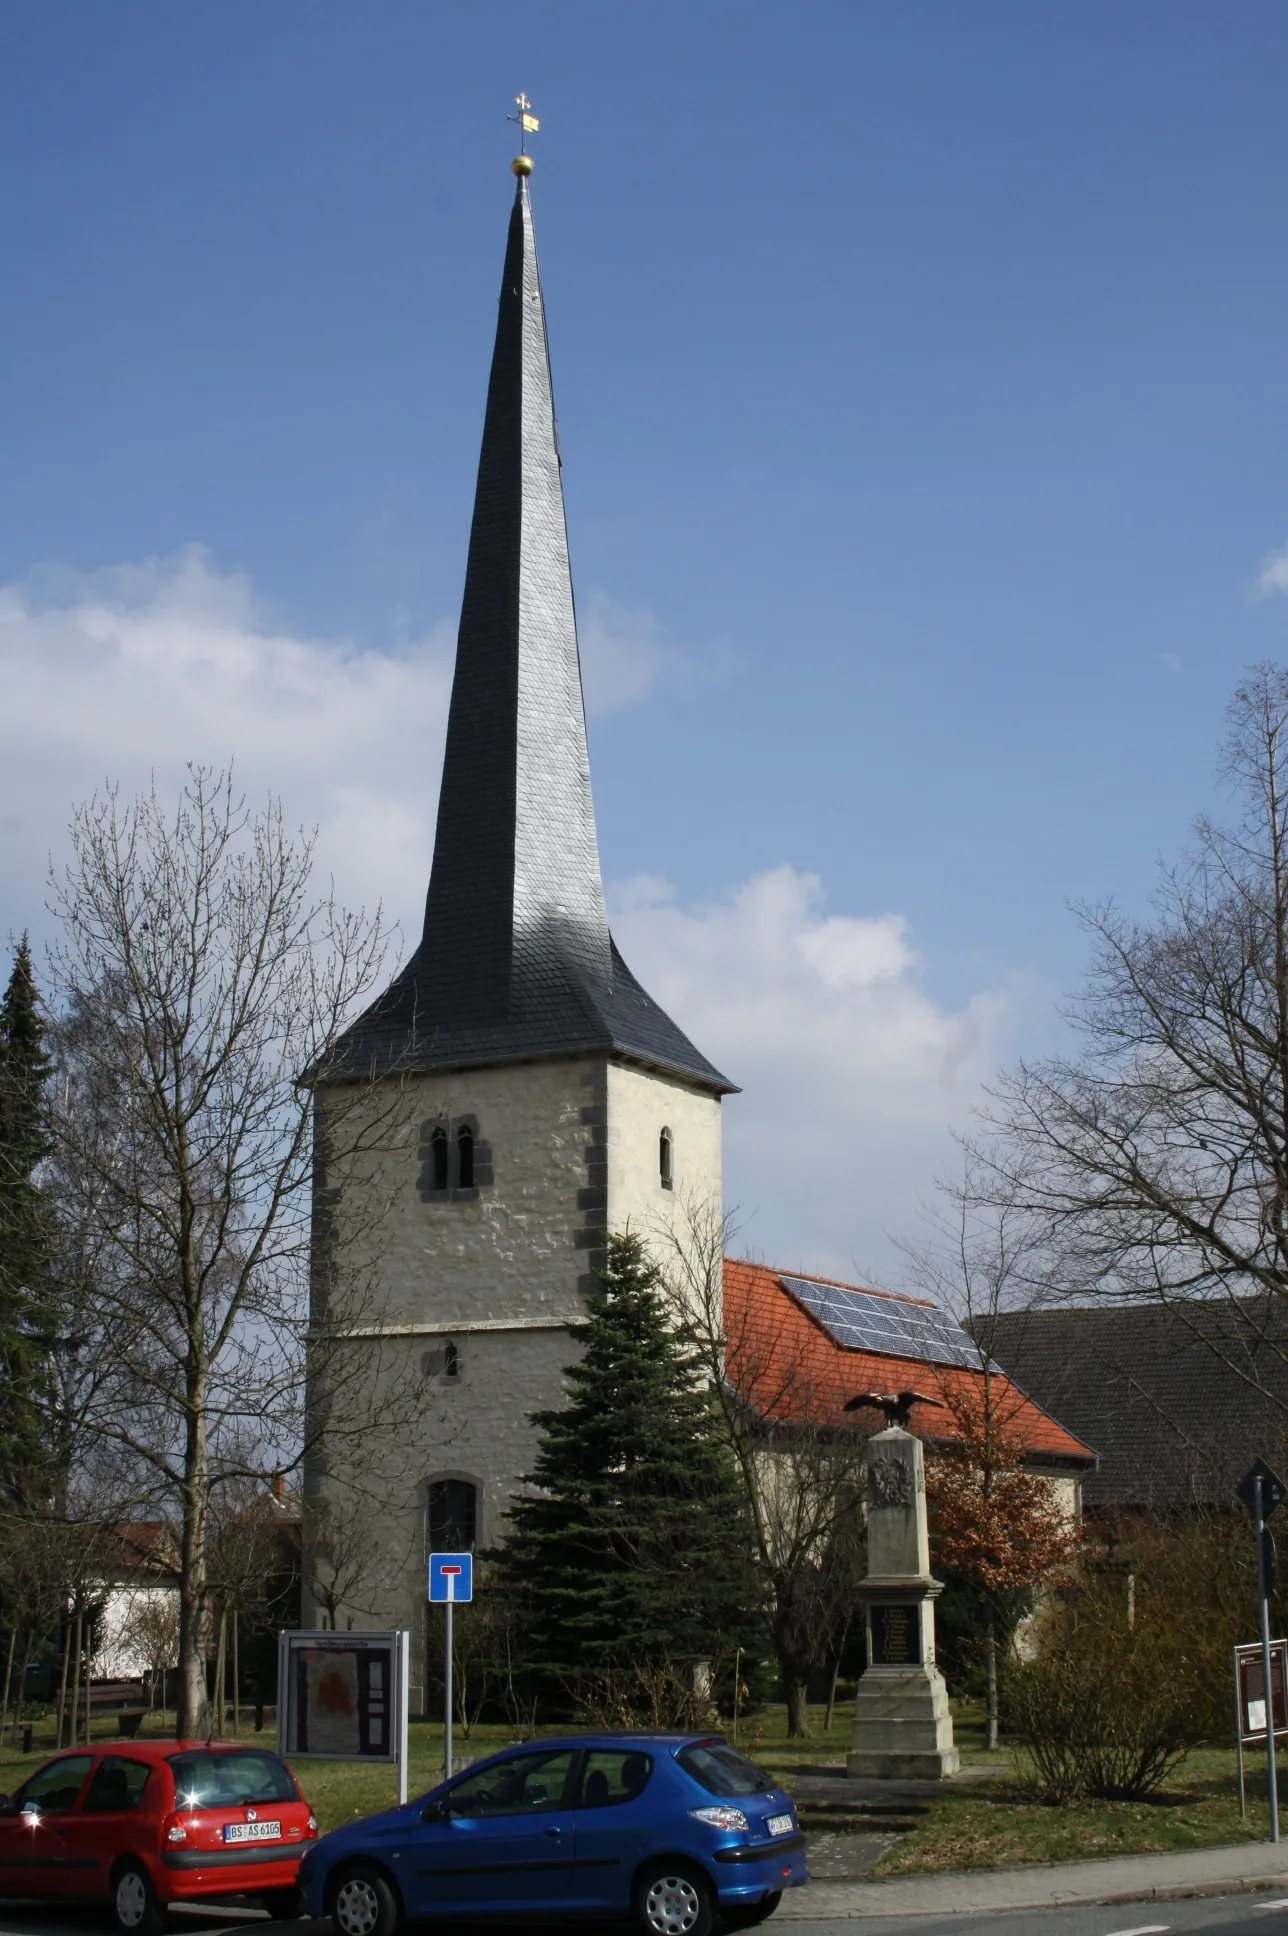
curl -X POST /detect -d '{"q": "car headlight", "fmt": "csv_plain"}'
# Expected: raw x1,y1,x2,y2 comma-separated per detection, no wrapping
690,1805,750,1831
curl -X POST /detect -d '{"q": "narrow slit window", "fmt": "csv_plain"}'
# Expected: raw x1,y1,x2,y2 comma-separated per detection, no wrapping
457,1123,474,1189
443,1339,460,1380
659,1126,674,1190
430,1125,449,1192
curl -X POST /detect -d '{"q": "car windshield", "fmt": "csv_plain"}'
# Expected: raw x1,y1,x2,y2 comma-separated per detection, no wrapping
167,1750,298,1810
676,1743,775,1798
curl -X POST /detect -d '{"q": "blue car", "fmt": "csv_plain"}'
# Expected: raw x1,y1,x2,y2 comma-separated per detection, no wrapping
298,1733,807,1935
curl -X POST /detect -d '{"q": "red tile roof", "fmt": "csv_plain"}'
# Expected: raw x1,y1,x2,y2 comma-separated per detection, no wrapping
723,1259,1095,1466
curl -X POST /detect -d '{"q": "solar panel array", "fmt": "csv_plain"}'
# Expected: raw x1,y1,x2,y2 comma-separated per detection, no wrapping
777,1274,979,1370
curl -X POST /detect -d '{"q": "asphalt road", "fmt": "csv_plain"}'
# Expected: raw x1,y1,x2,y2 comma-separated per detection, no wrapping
2,1898,1288,1935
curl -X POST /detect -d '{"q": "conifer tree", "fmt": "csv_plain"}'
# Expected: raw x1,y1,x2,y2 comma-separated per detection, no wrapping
0,936,55,1504
494,1230,761,1694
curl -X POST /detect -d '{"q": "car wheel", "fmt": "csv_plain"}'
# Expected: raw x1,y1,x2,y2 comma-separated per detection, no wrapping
721,1892,783,1929
111,1859,166,1936
327,1863,400,1936
634,1858,715,1936
260,1884,302,1921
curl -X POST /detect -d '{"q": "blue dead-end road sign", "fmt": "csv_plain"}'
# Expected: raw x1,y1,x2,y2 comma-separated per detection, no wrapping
429,1552,474,1602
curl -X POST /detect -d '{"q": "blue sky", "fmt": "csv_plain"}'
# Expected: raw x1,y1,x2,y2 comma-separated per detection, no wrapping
3,2,1287,1281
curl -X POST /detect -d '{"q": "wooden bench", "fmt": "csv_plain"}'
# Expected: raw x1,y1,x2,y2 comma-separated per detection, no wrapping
60,1680,149,1739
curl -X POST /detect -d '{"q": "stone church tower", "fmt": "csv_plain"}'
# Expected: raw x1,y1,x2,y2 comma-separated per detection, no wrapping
309,164,733,1691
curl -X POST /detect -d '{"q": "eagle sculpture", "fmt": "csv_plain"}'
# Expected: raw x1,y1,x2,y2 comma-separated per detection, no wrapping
844,1389,944,1429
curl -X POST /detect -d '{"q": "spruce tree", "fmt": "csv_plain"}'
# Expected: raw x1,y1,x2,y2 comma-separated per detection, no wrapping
0,936,55,1503
495,1230,761,1691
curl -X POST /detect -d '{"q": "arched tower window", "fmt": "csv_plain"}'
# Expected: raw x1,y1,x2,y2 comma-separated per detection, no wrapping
430,1125,449,1192
457,1123,474,1190
427,1477,477,1553
443,1339,460,1380
659,1126,674,1191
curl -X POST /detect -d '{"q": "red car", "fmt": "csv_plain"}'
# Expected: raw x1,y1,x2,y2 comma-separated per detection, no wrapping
0,1738,318,1932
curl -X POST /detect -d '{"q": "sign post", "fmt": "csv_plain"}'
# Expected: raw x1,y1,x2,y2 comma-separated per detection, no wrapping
429,1552,473,1781
277,1629,410,1807
1237,1458,1288,1842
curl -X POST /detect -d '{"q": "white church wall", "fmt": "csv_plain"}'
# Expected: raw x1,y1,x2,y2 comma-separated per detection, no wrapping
605,1062,723,1273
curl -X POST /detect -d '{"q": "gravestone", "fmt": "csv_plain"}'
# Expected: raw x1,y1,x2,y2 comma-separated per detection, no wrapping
847,1424,959,1780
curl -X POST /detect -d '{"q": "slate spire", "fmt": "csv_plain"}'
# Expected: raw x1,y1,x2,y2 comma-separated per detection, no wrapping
332,173,732,1095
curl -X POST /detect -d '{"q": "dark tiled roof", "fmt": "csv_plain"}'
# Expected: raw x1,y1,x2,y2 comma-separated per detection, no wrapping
327,175,730,1096
983,1301,1288,1510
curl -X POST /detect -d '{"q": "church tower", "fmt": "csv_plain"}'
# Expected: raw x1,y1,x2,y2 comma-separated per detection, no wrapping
311,158,733,1685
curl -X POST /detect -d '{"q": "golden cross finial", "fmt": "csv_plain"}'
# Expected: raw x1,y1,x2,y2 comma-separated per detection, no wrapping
508,91,539,174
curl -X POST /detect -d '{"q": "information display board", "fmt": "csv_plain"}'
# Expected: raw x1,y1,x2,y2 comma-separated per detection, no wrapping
1236,1638,1288,1744
1234,1636,1288,1822
277,1630,409,1802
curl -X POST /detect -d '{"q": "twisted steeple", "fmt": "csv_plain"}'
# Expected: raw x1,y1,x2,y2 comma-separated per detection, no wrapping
331,172,732,1094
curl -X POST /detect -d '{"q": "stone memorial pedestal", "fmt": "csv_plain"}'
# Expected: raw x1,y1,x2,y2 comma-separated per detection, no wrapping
848,1423,959,1780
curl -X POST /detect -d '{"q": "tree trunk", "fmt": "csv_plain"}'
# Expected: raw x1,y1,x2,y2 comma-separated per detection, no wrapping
824,1615,852,1734
68,1611,83,1747
985,1598,999,1752
11,1628,27,1741
214,1605,227,1738
177,1395,212,1738
55,1618,71,1748
84,1617,92,1745
0,1627,15,1745
784,1675,810,1739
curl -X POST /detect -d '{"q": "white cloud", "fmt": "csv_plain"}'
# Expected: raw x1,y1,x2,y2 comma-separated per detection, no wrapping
0,547,454,953
0,549,1016,1283
1255,543,1288,597
610,867,1020,1286
578,590,729,715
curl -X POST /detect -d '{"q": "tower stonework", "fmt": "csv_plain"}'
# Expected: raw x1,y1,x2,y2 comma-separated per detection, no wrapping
308,171,732,1699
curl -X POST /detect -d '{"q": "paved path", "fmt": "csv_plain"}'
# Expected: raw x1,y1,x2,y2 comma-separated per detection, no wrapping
779,1838,1288,1920
787,1890,1288,1935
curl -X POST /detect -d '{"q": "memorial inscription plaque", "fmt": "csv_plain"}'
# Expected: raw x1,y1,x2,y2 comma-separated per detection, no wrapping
871,1602,921,1666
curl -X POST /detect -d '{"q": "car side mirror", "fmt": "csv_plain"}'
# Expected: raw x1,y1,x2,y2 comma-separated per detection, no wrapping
420,1799,447,1824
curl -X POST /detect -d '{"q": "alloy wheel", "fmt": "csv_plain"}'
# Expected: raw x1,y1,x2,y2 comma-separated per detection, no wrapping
643,1872,704,1935
334,1876,382,1936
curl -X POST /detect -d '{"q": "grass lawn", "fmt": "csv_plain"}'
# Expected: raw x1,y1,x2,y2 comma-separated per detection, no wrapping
0,1698,1274,1872
0,1700,857,1834
869,1735,1271,1876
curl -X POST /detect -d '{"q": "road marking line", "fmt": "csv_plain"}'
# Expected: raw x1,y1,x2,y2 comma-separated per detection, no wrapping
1101,1926,1170,1935
1255,1903,1288,1910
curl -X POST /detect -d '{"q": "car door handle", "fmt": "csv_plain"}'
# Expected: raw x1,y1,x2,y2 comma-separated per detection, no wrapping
543,1827,563,1838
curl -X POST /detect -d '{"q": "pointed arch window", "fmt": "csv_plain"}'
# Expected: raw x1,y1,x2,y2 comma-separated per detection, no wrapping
659,1127,674,1191
457,1123,474,1190
430,1125,449,1192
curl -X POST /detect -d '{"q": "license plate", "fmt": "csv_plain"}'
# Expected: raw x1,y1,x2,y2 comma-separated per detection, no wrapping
224,1820,282,1843
766,1813,794,1837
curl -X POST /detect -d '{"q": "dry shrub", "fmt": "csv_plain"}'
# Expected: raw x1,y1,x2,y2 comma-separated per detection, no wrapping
1003,1575,1213,1802
569,1658,720,1732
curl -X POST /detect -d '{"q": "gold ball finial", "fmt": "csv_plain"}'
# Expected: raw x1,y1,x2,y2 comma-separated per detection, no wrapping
512,154,533,177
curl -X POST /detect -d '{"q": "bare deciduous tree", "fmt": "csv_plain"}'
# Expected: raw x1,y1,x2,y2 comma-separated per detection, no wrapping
656,1198,868,1738
976,667,1288,1405
301,1493,387,1632
45,767,419,1733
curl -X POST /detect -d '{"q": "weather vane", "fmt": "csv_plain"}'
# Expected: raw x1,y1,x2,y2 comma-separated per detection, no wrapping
508,92,539,177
